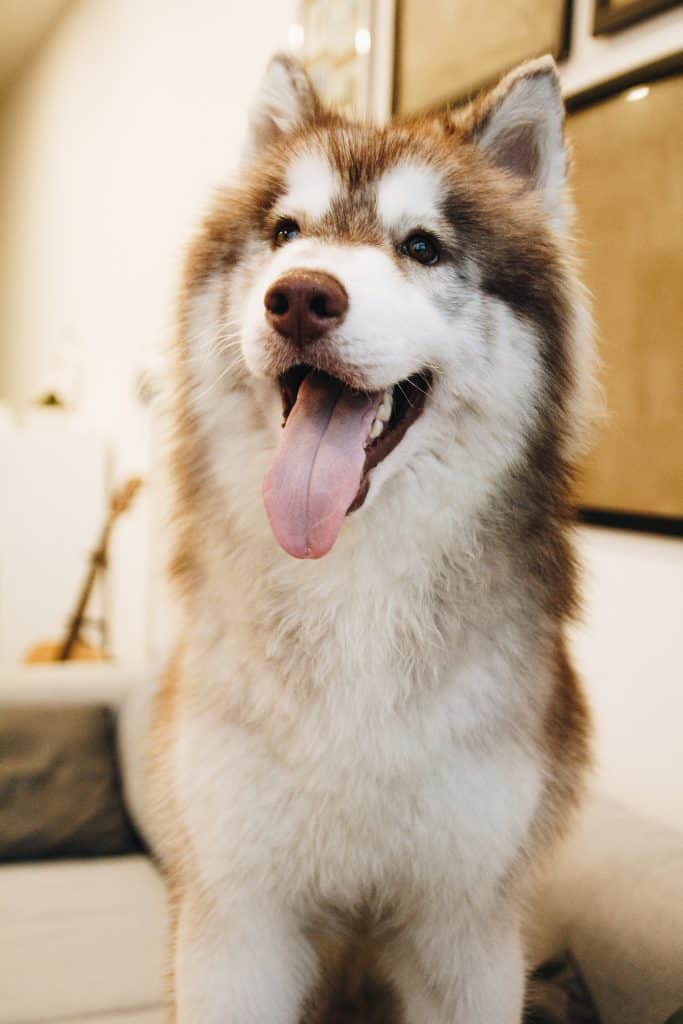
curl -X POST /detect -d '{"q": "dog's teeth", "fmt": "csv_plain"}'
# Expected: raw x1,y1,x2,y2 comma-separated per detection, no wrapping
378,388,393,424
369,417,384,440
367,389,394,443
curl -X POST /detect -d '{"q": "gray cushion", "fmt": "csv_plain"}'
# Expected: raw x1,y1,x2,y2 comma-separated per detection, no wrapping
0,704,142,860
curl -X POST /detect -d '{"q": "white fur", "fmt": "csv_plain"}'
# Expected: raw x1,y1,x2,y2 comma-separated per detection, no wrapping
376,162,443,233
163,64,591,1024
168,469,542,1022
169,225,552,1021
275,150,338,223
176,892,317,1024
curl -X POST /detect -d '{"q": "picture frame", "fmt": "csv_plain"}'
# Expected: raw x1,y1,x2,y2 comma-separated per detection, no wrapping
392,0,572,115
593,0,681,35
566,54,683,536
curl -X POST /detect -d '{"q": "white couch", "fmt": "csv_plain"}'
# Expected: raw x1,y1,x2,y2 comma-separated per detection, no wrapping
1,665,681,1024
0,667,166,1024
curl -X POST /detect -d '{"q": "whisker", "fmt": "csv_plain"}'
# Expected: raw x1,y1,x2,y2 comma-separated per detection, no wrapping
204,334,242,359
396,382,415,408
191,355,245,402
408,378,431,398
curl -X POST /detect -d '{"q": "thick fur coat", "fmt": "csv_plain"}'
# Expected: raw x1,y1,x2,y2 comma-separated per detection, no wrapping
150,53,594,1023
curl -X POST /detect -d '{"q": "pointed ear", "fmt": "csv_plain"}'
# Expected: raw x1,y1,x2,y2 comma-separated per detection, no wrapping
463,57,568,230
242,53,321,163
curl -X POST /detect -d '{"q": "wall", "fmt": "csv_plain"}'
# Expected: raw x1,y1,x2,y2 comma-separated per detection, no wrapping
0,420,108,663
572,528,683,831
0,0,297,660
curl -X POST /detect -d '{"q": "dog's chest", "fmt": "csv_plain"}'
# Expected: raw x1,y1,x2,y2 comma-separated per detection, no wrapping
178,631,542,910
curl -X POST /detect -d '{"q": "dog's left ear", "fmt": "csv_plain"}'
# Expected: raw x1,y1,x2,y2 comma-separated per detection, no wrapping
462,57,567,231
243,53,321,163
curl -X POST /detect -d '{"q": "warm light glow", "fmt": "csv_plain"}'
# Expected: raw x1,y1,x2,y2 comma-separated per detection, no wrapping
355,27,371,55
288,23,305,52
626,86,650,103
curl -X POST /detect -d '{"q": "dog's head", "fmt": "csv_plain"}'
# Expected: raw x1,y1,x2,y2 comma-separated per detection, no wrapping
179,54,592,562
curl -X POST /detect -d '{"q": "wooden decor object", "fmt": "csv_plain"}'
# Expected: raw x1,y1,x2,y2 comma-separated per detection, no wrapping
24,477,142,663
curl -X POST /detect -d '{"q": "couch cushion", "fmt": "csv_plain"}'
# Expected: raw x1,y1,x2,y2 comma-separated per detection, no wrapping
0,705,142,861
0,855,166,1023
530,799,683,1024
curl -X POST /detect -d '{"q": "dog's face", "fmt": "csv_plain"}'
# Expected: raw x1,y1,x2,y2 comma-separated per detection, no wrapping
183,55,587,561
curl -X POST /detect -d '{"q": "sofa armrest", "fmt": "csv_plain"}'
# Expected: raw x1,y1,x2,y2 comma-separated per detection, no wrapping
529,797,683,1024
0,664,152,709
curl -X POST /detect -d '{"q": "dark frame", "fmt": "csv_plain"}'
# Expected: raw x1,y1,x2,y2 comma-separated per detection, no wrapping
578,509,683,537
593,0,681,35
569,51,683,537
564,49,683,111
391,0,573,115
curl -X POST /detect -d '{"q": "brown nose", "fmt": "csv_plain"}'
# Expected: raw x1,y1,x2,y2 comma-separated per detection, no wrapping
264,270,348,346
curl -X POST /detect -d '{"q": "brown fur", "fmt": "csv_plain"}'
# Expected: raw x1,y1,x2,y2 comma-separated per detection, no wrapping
148,648,186,1019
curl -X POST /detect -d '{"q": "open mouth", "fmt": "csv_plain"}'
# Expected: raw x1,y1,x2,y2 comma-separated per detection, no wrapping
263,364,432,559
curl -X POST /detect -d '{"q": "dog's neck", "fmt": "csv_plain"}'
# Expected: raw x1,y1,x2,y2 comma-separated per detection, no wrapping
183,454,549,715
175,366,570,720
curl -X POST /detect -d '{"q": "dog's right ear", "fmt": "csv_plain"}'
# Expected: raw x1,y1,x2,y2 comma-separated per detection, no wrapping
242,53,320,163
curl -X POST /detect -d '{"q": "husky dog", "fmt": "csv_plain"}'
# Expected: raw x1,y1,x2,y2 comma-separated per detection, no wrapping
151,52,594,1023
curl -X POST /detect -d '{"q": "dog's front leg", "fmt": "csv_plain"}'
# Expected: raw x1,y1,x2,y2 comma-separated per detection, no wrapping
383,904,525,1024
173,892,318,1024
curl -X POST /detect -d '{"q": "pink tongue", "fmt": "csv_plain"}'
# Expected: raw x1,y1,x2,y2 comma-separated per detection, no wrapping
263,371,380,559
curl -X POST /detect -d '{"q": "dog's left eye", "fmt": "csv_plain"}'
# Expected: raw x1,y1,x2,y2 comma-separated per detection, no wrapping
400,233,439,266
274,219,300,246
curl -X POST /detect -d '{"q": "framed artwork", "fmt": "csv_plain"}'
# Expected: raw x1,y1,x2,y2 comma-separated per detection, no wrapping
393,0,572,115
566,58,683,533
593,0,681,35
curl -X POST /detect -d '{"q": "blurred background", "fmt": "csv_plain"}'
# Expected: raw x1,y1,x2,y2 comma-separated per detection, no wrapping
0,2,681,1022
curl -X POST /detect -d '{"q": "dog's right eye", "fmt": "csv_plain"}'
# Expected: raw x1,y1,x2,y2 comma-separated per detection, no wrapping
274,219,300,246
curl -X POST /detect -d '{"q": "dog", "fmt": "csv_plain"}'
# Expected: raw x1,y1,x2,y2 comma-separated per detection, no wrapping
150,52,595,1023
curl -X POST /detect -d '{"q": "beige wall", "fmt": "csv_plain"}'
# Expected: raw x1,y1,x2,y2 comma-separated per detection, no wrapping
0,0,296,660
571,528,683,830
0,0,296,414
